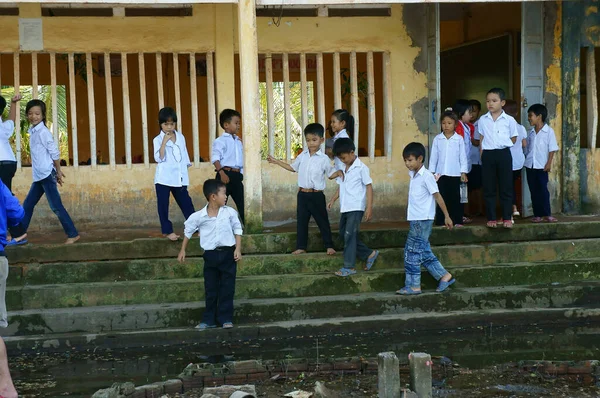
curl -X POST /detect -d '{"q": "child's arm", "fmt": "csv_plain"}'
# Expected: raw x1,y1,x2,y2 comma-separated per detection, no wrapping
544,151,556,172
177,236,190,263
327,187,340,210
545,128,560,172
328,170,343,180
158,133,172,161
459,138,468,182
429,139,438,174
433,192,453,229
266,155,295,172
7,95,21,123
234,234,242,261
364,184,373,222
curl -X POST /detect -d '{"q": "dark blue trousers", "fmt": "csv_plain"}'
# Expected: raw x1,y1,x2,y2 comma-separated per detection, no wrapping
202,247,237,326
155,184,195,235
526,168,551,217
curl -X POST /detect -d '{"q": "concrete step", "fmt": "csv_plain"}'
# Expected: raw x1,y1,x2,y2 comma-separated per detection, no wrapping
5,281,600,336
8,221,600,264
9,238,600,286
7,259,600,310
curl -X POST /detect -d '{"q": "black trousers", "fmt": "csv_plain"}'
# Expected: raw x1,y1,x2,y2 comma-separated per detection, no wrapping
526,168,551,217
296,191,334,250
0,161,26,238
202,247,237,326
216,170,244,225
512,169,522,206
482,148,513,221
435,176,462,226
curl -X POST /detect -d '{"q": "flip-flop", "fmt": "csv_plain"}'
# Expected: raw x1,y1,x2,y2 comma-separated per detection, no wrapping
396,287,422,295
545,216,558,223
222,322,234,329
486,221,497,229
531,217,543,223
437,278,456,292
6,238,27,246
335,268,357,277
365,250,379,271
195,323,217,330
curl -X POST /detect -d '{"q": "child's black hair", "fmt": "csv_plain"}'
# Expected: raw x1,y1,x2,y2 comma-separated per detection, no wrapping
527,103,548,123
0,97,6,116
25,99,47,126
304,123,324,138
402,142,426,161
332,137,355,156
331,109,355,140
453,100,471,120
503,99,519,118
487,88,506,101
440,108,458,124
158,107,178,126
469,99,481,111
203,178,226,201
219,109,241,129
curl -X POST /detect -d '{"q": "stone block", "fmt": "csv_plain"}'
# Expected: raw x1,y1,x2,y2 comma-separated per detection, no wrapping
283,359,308,372
246,372,270,382
203,376,225,386
225,374,249,384
378,352,400,398
163,379,183,393
143,384,163,398
400,389,418,398
130,387,146,398
203,384,257,398
409,353,432,398
333,358,361,371
227,360,267,374
91,388,119,398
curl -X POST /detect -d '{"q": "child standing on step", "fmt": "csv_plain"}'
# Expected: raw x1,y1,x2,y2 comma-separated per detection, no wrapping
525,103,559,223
267,123,340,255
21,100,80,244
502,100,528,220
397,142,455,295
153,107,195,241
327,138,379,277
177,179,243,330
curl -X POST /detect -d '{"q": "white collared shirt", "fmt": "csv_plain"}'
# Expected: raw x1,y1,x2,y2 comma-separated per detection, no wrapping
153,131,192,187
292,149,335,191
510,124,528,171
184,205,243,251
0,118,16,162
28,123,60,182
408,165,439,221
524,124,559,169
429,132,468,177
470,121,482,166
478,111,518,150
212,132,244,174
337,157,372,213
459,121,473,172
332,129,350,171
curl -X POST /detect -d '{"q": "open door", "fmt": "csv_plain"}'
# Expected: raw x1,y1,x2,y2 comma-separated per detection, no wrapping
520,2,544,218
427,3,440,163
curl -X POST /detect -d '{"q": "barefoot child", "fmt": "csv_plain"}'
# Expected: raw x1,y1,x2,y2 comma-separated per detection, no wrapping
397,142,455,295
177,179,242,330
327,138,378,276
268,123,339,255
153,107,195,241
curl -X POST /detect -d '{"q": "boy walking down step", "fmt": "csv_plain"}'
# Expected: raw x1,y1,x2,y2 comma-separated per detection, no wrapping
397,142,455,295
177,179,243,330
268,123,340,255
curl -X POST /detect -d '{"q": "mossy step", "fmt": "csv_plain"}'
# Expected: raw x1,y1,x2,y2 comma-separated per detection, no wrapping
9,237,600,286
8,221,600,264
5,281,600,336
7,260,600,310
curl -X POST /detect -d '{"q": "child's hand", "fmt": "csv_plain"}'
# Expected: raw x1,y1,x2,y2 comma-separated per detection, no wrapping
11,94,21,103
327,201,334,211
461,173,468,183
177,250,186,263
219,170,230,184
330,170,344,181
234,248,242,261
56,170,66,186
364,208,372,222
445,216,453,230
434,173,441,182
267,155,277,164
544,163,552,172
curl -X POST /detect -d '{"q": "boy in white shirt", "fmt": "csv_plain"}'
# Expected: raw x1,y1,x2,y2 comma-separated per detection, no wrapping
397,142,455,295
178,179,243,330
268,123,340,255
525,104,559,223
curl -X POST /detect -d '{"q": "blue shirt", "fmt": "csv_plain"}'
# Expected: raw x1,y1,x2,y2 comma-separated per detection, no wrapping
0,181,24,251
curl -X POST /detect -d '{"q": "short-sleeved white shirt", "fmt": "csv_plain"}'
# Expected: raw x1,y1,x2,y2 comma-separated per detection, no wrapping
0,118,16,162
337,157,372,213
470,120,482,166
428,132,468,177
510,124,528,171
524,124,559,169
291,149,335,191
407,165,439,221
478,111,518,150
183,205,243,251
332,129,350,171
211,132,244,174
153,131,192,187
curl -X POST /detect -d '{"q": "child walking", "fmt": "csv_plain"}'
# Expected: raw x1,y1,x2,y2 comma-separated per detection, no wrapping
429,110,468,227
177,179,243,330
267,123,339,255
212,109,245,225
327,138,378,277
20,100,79,244
503,100,528,219
397,142,455,295
328,109,354,171
478,88,518,229
525,104,559,223
153,107,195,241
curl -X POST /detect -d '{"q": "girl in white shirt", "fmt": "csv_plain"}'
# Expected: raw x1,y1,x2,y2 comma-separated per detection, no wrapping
328,109,354,171
503,100,528,219
153,107,195,241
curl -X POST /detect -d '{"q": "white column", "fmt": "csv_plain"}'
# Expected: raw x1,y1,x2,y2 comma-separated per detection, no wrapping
333,52,342,110
13,54,21,169
206,52,217,154
156,53,164,109
104,53,116,169
138,53,149,167
32,52,38,99
283,53,292,162
50,53,59,144
86,52,97,168
383,52,393,161
367,51,376,162
300,52,309,144
189,53,200,166
173,53,182,134
68,53,79,168
265,53,275,156
122,53,132,168
350,51,359,151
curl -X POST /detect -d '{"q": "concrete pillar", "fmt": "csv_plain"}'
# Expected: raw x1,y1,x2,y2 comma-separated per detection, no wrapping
237,0,263,233
409,353,432,398
19,3,41,17
215,4,237,112
378,352,400,398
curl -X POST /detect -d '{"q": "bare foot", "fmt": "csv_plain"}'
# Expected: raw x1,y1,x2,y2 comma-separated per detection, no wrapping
0,383,18,398
14,233,27,242
291,249,306,255
326,248,336,255
440,272,453,283
166,233,180,241
65,235,80,244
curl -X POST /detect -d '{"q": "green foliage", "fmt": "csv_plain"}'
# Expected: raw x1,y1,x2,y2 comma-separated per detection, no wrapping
340,68,369,110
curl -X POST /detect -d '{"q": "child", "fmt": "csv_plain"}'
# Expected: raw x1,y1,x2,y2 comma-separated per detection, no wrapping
20,100,79,244
267,123,339,255
503,100,528,218
397,142,455,295
0,94,27,246
327,138,378,277
328,109,354,171
429,110,468,227
153,107,195,241
525,104,559,223
177,179,242,330
467,99,484,217
453,100,474,224
478,88,518,229
212,109,245,225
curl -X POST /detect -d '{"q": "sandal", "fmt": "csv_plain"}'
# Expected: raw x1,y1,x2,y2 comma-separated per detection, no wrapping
335,268,357,277
365,250,379,271
6,238,28,246
222,322,234,329
396,287,422,295
462,216,472,224
195,323,217,331
436,278,456,292
486,221,497,229
531,217,543,223
503,220,513,229
513,210,521,217
544,216,558,223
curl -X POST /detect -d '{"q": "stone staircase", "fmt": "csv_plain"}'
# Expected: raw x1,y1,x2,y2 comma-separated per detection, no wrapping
4,220,600,352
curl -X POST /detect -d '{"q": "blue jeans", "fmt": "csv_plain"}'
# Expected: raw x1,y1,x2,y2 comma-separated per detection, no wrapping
155,184,195,235
340,211,373,269
404,220,448,288
22,171,78,238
